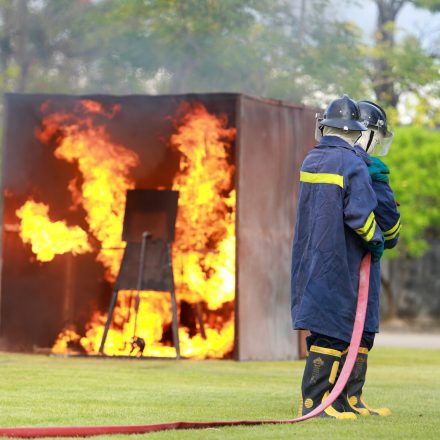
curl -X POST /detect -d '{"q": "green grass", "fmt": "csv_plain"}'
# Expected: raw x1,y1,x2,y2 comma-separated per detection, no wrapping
0,348,439,439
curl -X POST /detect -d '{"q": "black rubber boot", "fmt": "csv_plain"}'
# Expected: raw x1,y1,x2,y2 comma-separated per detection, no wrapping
335,348,391,417
297,345,357,420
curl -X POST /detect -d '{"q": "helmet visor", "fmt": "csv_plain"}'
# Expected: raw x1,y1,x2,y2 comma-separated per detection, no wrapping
372,131,394,156
315,113,323,142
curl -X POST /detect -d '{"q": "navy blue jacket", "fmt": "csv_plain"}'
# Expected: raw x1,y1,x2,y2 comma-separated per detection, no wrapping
291,136,385,342
354,146,401,332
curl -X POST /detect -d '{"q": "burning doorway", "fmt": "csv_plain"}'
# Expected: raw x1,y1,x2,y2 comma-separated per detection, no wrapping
1,93,316,360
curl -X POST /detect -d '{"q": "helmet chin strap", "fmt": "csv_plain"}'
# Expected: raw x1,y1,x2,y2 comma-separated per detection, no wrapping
366,131,375,153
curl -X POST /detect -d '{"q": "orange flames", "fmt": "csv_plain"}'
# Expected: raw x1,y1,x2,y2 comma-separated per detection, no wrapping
171,103,236,310
16,99,236,359
16,200,91,262
170,103,236,357
35,100,139,279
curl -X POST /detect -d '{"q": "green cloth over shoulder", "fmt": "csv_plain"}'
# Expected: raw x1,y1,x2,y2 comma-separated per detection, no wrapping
368,156,390,183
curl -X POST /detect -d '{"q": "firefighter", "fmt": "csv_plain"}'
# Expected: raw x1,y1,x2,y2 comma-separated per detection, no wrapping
331,100,400,417
291,95,385,420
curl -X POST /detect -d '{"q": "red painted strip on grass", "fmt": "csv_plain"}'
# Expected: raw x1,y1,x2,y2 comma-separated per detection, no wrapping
0,254,371,438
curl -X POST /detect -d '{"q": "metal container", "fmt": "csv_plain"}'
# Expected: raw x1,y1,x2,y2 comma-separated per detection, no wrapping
0,93,316,360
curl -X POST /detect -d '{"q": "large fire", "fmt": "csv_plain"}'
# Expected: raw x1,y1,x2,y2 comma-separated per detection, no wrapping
15,100,236,359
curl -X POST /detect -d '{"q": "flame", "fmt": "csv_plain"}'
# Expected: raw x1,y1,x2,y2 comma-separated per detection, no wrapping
16,200,91,262
169,102,236,356
52,290,175,357
36,100,139,279
18,99,236,359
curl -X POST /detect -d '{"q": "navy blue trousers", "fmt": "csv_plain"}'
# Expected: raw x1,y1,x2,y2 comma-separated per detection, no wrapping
306,331,375,351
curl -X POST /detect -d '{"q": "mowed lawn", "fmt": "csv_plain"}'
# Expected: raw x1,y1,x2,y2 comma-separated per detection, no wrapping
0,347,439,440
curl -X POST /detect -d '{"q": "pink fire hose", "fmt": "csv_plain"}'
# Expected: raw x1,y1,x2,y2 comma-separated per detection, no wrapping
0,253,371,438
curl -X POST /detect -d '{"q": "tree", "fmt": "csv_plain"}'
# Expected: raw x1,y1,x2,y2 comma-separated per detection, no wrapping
0,0,368,102
411,0,440,11
0,0,160,95
370,0,440,107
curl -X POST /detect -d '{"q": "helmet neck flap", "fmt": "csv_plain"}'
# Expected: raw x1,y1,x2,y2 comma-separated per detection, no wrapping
322,126,362,147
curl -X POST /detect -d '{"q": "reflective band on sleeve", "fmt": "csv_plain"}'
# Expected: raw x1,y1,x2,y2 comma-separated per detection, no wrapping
385,224,401,240
364,220,377,242
384,218,401,237
300,171,344,189
355,211,375,236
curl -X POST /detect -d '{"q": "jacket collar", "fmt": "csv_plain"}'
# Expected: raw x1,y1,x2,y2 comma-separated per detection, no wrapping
317,135,355,151
353,144,373,165
317,136,368,161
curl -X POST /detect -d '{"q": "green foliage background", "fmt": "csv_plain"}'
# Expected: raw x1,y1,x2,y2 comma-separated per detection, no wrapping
385,126,440,257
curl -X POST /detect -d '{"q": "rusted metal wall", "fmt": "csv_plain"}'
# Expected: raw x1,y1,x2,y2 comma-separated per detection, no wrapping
236,96,317,360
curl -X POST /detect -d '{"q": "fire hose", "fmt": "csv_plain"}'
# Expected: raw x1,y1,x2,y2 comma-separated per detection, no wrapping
0,253,371,438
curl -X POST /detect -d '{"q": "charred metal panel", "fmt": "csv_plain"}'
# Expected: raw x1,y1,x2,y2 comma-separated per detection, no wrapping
115,241,172,292
122,190,179,243
236,96,317,360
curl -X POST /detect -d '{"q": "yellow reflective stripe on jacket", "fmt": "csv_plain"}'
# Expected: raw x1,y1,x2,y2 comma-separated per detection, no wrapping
384,218,401,237
354,211,377,242
355,211,375,236
385,224,401,240
300,171,344,189
364,220,377,242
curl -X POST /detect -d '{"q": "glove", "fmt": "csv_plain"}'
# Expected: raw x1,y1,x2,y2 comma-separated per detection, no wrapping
363,240,385,263
368,156,390,183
